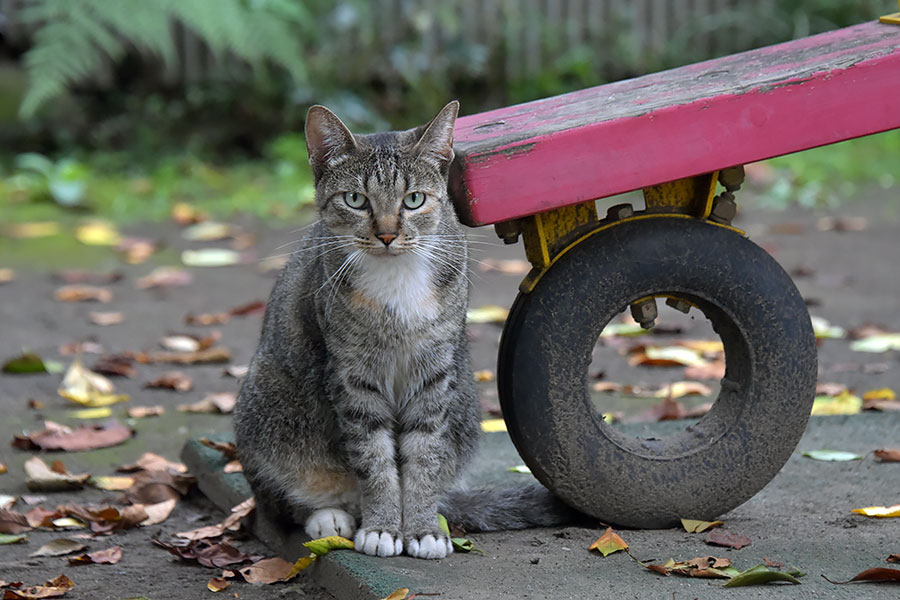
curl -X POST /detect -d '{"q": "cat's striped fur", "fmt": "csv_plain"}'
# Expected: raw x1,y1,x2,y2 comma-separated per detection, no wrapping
234,102,576,560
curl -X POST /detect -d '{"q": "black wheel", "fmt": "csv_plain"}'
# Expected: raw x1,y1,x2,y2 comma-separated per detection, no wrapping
498,217,816,528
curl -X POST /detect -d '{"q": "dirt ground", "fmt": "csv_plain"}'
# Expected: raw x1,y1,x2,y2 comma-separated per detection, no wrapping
1,187,899,599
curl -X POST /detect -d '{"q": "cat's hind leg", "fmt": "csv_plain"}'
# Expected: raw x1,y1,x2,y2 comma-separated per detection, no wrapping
305,508,355,538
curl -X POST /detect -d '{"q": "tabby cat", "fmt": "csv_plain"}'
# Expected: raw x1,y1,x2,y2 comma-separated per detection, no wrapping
234,101,575,560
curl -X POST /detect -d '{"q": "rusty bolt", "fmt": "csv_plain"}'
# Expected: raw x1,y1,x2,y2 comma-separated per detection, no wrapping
718,166,746,192
665,297,692,314
630,297,658,330
709,193,737,225
494,220,521,245
606,203,634,221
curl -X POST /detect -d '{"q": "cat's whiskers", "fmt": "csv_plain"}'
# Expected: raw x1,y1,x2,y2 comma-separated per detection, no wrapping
270,234,356,253
410,242,472,286
257,239,358,264
325,250,365,314
316,248,363,299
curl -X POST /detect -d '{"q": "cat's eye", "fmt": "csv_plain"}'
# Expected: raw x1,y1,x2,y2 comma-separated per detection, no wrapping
343,192,368,209
403,191,426,210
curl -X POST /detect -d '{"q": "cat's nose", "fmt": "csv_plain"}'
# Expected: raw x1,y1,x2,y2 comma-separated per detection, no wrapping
376,232,397,246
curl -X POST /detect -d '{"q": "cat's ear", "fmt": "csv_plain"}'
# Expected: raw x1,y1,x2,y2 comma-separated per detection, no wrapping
412,100,459,172
305,105,357,179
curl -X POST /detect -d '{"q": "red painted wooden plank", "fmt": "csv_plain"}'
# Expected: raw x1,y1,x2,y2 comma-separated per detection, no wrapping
450,21,900,227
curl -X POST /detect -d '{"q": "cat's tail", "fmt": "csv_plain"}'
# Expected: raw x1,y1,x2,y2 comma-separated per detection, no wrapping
438,484,583,532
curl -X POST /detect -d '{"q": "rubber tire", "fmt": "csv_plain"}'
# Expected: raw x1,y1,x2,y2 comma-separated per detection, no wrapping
498,217,817,528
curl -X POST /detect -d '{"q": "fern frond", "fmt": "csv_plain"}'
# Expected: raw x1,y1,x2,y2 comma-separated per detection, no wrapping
18,0,312,119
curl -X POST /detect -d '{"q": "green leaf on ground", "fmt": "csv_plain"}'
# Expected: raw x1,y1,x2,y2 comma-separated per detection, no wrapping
724,564,802,587
0,533,27,544
589,527,628,556
302,535,354,556
2,352,47,374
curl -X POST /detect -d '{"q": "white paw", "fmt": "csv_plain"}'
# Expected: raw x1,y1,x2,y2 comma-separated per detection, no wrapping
354,528,403,557
406,533,453,560
305,508,356,539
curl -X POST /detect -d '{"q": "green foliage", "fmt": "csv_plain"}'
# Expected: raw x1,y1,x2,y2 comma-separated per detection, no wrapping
17,0,311,118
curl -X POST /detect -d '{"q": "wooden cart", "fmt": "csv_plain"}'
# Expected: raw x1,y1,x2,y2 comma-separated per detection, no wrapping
448,14,900,528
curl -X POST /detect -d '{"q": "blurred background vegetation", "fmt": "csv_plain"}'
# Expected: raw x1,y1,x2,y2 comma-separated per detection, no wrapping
0,0,896,223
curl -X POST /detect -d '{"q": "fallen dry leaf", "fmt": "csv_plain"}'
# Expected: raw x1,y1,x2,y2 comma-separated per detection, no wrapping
645,556,737,579
887,554,900,563
223,364,249,378
139,499,177,526
90,355,136,378
0,496,13,510
873,449,900,462
67,545,122,565
88,476,135,491
466,305,509,324
706,528,751,549
54,285,113,303
136,266,194,289
816,215,868,232
224,461,243,473
159,331,221,353
58,359,129,407
823,567,900,584
127,405,164,418
87,312,124,326
207,577,231,592
624,397,686,424
681,519,723,533
153,538,260,568
238,557,295,584
116,237,158,264
176,497,254,541
199,438,238,460
185,300,266,326
588,527,628,556
171,202,206,225
380,588,410,600
143,371,193,392
0,509,32,534
473,369,494,383
58,341,104,356
117,452,187,474
24,458,91,492
30,539,86,558
2,574,74,599
0,268,16,284
811,390,862,416
178,392,236,414
181,248,241,267
54,269,122,285
133,346,231,365
75,220,120,246
125,470,195,505
13,419,134,452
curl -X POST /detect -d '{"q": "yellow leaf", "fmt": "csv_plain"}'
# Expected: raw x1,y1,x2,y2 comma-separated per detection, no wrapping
302,535,354,556
76,220,121,246
52,517,86,529
863,388,896,402
58,359,129,407
480,419,507,432
811,390,861,415
589,527,628,556
680,519,724,533
207,577,231,592
68,407,113,419
285,555,316,579
466,305,509,324
653,382,712,399
381,589,410,600
89,475,135,491
852,504,900,518
473,369,494,382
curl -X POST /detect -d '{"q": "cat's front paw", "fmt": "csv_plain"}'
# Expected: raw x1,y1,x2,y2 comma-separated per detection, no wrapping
305,508,356,539
354,527,403,557
405,532,453,560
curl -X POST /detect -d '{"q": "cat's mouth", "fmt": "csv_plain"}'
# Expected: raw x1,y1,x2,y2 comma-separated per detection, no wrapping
360,239,412,257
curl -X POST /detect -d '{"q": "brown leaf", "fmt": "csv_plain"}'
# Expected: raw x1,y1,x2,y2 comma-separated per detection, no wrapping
816,216,868,232
207,577,231,592
30,539,87,557
178,392,237,414
2,574,74,599
239,557,295,584
588,527,628,556
116,237,158,264
53,285,112,303
824,567,900,584
200,438,238,460
874,449,900,462
68,545,122,565
0,509,32,534
133,346,231,365
176,497,254,541
87,312,124,326
58,341,104,356
477,258,531,275
763,557,785,568
143,371,192,392
159,331,221,352
117,452,187,474
54,269,122,285
186,300,266,326
816,382,848,396
139,499,177,526
224,461,243,473
127,405,164,418
705,528,751,549
24,458,91,492
24,507,55,528
153,538,260,568
624,397,686,424
887,554,900,564
135,266,193,289
126,470,195,504
223,364,249,378
684,358,726,380
90,355,136,378
13,420,134,452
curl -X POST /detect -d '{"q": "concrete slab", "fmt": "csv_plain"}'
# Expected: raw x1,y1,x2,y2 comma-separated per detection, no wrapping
183,413,900,600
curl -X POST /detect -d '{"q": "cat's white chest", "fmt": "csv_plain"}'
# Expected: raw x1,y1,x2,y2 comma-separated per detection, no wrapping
354,253,438,324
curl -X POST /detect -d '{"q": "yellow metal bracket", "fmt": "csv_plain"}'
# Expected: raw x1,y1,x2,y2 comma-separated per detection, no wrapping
514,171,743,294
881,1,900,25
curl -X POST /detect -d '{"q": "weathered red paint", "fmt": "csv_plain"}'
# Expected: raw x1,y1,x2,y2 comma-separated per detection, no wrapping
450,21,900,227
